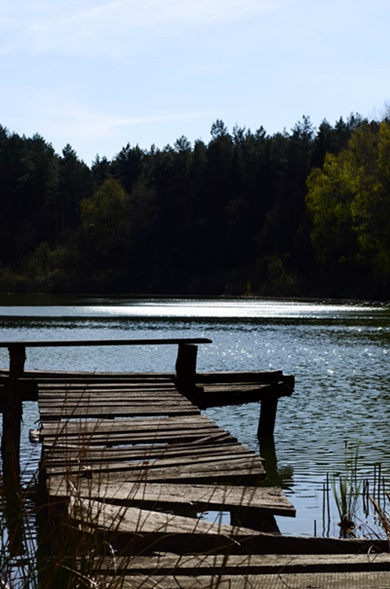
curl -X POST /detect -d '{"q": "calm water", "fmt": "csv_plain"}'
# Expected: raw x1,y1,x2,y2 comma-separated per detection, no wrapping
1,295,390,537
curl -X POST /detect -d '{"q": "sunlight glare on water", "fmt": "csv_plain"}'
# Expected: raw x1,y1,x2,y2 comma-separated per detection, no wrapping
0,296,382,320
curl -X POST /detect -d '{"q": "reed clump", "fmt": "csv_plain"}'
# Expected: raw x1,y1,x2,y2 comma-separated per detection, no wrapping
331,440,362,536
323,440,390,540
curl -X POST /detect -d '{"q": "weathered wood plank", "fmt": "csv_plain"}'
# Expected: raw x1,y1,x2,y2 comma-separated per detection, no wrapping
0,337,212,348
42,429,234,447
202,383,282,392
39,402,197,412
47,455,265,483
39,396,191,405
40,414,226,436
20,374,178,388
87,552,390,575
49,480,294,516
39,383,179,391
104,571,390,589
41,441,258,465
195,370,284,383
39,390,183,398
68,498,258,536
45,447,260,469
39,392,184,400
46,451,264,474
39,400,195,409
39,406,199,419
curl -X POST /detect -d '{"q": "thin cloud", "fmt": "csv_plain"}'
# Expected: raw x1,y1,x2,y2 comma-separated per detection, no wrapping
55,0,277,27
0,0,281,56
36,99,208,141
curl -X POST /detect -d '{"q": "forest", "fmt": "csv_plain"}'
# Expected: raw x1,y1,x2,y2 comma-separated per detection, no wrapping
0,114,389,300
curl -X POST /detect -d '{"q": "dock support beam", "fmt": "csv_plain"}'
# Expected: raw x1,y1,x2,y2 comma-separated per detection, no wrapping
258,397,278,438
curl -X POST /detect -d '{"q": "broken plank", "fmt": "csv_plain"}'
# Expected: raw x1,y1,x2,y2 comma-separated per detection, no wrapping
41,441,258,466
66,501,388,559
66,498,261,555
47,455,265,483
49,480,294,517
46,451,264,476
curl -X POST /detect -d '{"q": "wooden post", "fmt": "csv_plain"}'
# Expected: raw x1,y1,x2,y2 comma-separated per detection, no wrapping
1,344,26,556
259,435,278,485
257,397,278,438
2,344,26,485
175,343,198,381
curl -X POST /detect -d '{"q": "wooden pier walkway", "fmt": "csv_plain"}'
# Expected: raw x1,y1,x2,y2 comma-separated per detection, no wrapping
1,338,390,587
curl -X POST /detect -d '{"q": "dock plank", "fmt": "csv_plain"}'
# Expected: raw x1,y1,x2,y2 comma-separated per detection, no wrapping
42,441,258,465
47,457,265,483
92,553,390,575
68,497,258,538
39,406,200,418
49,480,295,516
41,414,217,433
106,572,390,589
42,430,234,447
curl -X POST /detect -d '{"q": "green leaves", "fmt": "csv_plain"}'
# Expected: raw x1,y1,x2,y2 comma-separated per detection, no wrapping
306,121,390,287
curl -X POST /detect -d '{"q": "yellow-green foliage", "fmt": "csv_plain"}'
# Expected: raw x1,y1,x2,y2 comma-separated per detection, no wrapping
306,121,390,280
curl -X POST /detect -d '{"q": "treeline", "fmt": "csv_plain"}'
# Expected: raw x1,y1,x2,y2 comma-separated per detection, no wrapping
0,114,389,299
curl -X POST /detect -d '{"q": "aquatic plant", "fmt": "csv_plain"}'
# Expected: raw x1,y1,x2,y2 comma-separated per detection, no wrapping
330,440,362,537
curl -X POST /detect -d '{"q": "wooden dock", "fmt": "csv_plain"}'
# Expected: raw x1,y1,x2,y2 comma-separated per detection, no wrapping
1,338,390,588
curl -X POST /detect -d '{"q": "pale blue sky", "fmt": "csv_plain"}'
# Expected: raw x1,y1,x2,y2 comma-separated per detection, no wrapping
1,0,388,165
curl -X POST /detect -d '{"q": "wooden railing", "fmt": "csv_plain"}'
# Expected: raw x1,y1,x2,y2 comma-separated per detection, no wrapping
0,337,211,378
0,337,212,487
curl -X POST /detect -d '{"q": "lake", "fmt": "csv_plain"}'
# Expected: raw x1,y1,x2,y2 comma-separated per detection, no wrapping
1,294,389,538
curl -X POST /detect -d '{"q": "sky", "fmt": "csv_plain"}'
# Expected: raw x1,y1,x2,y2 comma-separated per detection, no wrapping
1,0,389,165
